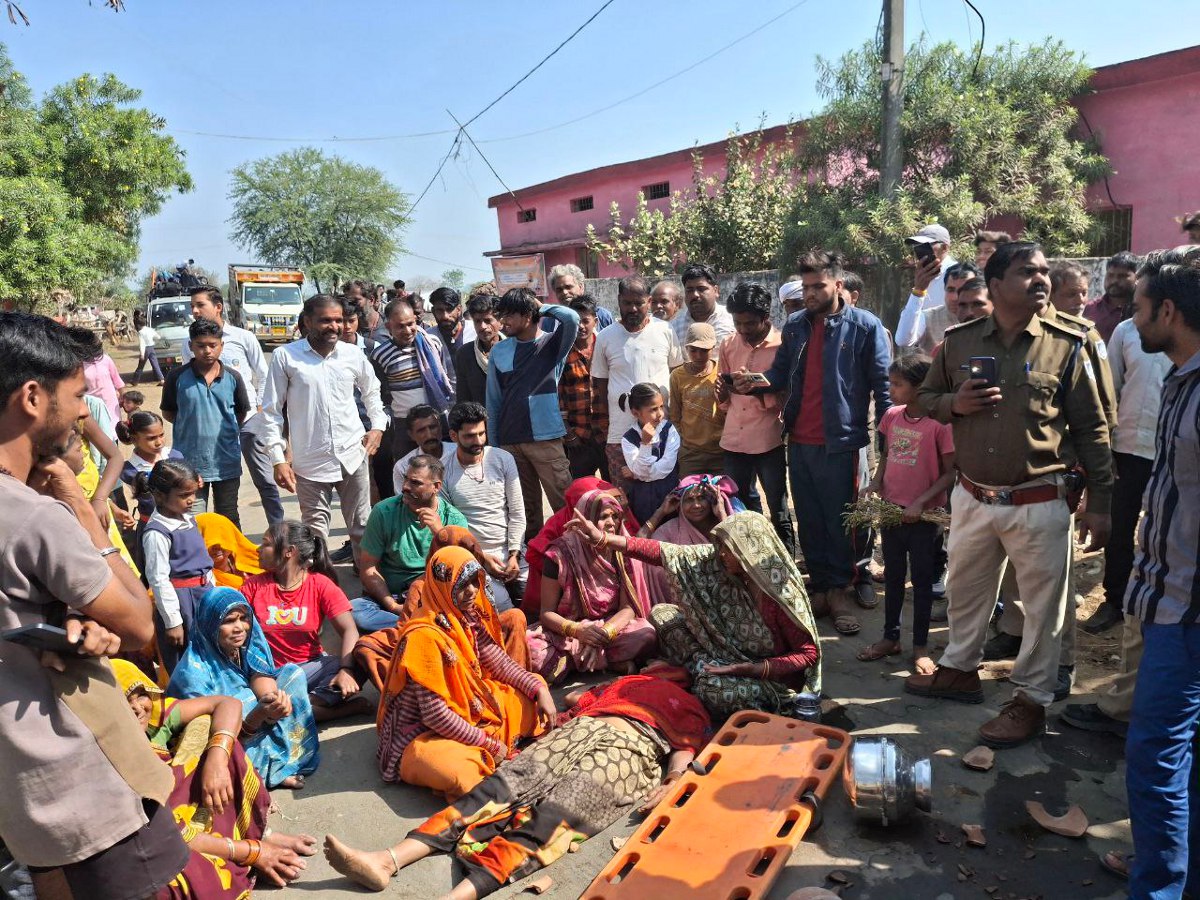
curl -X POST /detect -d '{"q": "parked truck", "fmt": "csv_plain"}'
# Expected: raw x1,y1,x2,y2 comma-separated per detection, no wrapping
227,264,305,344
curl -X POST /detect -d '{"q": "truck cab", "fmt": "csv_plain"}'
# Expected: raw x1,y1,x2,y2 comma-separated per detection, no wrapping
228,265,305,344
145,295,193,370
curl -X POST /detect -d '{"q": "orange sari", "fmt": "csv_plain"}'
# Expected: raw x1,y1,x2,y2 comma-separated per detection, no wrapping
380,546,542,799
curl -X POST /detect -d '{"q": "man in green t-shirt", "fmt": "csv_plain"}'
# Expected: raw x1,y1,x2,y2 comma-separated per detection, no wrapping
351,454,467,633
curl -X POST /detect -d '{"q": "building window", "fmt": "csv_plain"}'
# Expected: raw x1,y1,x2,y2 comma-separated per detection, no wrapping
576,247,599,279
643,181,670,200
517,208,537,224
1089,207,1133,257
570,196,594,213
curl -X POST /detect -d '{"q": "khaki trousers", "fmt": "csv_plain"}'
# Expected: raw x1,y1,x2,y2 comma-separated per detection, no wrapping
940,482,1072,707
295,458,372,552
997,554,1077,666
1096,614,1144,721
502,439,571,540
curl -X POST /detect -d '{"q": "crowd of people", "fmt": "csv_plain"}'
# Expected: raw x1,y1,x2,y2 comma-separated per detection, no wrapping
2,229,1200,899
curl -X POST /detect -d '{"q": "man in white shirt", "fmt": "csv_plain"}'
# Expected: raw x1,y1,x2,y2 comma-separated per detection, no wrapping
896,224,958,353
184,286,285,523
673,263,735,348
262,296,388,562
439,401,526,610
591,275,684,491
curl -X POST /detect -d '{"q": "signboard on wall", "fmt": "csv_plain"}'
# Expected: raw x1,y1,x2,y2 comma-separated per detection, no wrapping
491,254,548,298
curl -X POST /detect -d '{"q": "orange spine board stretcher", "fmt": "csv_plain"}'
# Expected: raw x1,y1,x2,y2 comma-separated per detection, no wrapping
582,711,851,900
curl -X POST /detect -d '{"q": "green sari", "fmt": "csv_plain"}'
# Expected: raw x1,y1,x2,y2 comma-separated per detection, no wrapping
649,511,822,719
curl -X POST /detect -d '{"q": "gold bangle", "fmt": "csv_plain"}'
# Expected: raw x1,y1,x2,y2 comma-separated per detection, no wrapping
240,838,261,867
911,287,928,297
562,621,575,638
605,624,619,640
205,734,234,756
210,729,237,741
761,660,770,680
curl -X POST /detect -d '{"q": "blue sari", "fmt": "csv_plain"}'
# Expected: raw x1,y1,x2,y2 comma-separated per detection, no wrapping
167,586,319,788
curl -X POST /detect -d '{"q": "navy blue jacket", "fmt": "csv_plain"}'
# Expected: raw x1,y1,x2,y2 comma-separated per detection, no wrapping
762,303,892,451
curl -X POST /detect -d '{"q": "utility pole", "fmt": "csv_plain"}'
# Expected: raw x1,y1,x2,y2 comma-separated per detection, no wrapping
880,0,905,198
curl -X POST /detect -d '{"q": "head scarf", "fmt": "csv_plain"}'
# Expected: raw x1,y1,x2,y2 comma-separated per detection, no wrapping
383,546,506,729
660,511,822,697
711,512,821,695
524,477,637,604
548,489,649,620
111,658,167,730
559,674,712,753
644,475,742,606
166,587,319,787
196,513,263,589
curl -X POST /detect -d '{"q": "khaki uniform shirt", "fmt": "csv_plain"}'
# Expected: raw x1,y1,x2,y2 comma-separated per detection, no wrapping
917,313,1113,514
1047,305,1118,428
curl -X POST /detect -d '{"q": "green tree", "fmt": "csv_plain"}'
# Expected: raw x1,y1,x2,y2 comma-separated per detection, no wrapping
587,128,804,276
779,37,1109,317
440,268,465,291
0,46,190,312
227,148,411,293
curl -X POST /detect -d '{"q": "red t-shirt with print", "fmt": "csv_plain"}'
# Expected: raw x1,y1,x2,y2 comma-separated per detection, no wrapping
242,572,352,665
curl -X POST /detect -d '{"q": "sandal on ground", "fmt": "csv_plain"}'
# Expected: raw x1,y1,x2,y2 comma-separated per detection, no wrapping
1100,851,1131,880
857,641,901,662
832,615,861,635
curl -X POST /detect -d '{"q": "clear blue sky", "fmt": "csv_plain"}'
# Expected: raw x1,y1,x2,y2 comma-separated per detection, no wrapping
3,0,1193,288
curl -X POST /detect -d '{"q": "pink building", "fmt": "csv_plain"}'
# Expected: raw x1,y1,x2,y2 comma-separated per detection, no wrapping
487,46,1200,269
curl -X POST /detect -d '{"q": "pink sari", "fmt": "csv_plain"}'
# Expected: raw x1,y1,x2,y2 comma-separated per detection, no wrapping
527,490,655,681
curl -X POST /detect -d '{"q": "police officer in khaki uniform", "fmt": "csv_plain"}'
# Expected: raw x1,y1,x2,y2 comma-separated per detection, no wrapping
906,241,1112,749
984,300,1119,698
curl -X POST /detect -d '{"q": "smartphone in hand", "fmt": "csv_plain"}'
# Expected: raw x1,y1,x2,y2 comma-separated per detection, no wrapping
2,623,75,654
969,356,998,388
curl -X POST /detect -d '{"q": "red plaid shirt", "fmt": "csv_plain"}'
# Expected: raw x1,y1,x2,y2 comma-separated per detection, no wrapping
559,333,606,443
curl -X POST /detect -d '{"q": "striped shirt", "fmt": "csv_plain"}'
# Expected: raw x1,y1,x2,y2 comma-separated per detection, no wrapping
1125,349,1200,625
370,338,424,418
376,621,542,781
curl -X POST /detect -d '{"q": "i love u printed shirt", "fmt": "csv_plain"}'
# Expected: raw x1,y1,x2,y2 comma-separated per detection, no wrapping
241,572,352,665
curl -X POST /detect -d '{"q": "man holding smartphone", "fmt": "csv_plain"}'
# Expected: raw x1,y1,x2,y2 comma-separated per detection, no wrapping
0,313,187,899
897,224,959,353
906,241,1113,750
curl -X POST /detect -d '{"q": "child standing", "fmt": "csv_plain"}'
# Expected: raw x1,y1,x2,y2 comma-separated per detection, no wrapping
120,411,185,520
669,323,726,477
139,458,215,671
857,355,955,675
115,389,145,444
161,318,250,528
131,309,165,385
619,382,680,524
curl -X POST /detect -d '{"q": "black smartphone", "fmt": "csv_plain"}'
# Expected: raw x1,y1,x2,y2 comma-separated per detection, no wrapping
913,242,936,267
2,623,75,654
969,356,998,388
719,373,735,385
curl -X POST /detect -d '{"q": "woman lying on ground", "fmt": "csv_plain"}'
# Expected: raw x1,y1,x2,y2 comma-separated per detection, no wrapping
637,474,743,606
325,673,712,899
241,520,373,723
523,475,639,606
527,489,657,683
168,586,320,790
568,509,822,722
376,546,557,801
355,525,532,692
112,660,317,894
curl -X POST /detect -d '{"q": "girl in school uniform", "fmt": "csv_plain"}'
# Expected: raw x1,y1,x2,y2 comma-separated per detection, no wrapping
619,382,680,524
139,458,215,672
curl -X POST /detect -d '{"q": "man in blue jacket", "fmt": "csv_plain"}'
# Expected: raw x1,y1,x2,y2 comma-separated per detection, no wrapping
486,287,579,541
735,250,892,633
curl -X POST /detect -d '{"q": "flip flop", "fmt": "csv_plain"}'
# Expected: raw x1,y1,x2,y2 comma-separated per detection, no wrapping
857,642,901,661
1100,851,1130,880
833,615,861,635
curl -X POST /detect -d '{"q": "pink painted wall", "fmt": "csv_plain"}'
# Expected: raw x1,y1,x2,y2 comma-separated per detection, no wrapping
488,49,1200,267
1075,46,1200,253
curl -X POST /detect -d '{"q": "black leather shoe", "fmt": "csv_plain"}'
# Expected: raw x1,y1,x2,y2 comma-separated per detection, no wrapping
1053,665,1075,702
982,631,1021,661
330,540,354,563
1082,603,1124,635
852,580,879,609
1061,702,1128,736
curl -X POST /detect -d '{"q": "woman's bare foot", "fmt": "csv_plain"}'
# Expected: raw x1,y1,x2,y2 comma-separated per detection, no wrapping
265,831,318,856
912,648,936,675
324,834,395,892
277,775,305,790
253,840,307,886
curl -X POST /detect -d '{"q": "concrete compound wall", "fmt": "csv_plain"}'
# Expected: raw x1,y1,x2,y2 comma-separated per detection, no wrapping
584,259,1109,333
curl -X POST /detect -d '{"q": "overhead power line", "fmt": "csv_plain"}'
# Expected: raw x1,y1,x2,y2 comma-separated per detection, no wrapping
409,0,617,215
169,126,456,143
